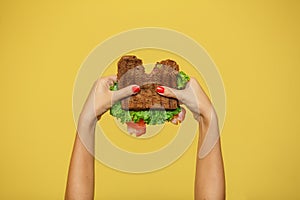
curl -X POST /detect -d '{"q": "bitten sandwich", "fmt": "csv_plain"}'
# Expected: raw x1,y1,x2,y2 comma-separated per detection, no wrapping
110,55,190,136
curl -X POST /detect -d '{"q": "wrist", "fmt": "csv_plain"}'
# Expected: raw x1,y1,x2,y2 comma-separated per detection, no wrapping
200,101,213,122
202,106,218,128
78,111,98,128
197,106,220,158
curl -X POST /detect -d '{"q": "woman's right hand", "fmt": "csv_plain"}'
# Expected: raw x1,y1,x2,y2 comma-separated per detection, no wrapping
79,75,139,124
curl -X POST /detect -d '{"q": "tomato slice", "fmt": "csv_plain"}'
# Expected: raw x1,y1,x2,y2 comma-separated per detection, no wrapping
136,119,145,126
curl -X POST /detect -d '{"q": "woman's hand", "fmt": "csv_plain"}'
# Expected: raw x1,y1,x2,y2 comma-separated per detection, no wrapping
77,75,140,152
156,77,220,158
79,75,140,123
156,77,213,123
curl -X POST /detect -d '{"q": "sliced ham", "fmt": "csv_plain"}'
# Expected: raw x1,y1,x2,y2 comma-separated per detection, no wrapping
170,107,186,125
126,120,146,137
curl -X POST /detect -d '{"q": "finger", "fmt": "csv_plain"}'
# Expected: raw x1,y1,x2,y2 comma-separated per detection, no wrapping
103,75,117,87
111,85,140,104
107,75,117,82
156,86,183,101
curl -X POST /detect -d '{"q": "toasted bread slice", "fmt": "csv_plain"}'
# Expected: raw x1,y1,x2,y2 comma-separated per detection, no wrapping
117,55,179,110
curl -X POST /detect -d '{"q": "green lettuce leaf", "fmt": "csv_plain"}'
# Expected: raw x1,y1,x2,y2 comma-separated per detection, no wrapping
177,71,190,89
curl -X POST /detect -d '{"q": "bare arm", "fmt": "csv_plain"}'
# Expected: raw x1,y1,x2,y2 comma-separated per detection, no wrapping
65,134,95,200
194,115,225,200
65,108,97,200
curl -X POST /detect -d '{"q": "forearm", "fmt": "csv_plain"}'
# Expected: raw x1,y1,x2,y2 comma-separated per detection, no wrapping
65,116,97,200
65,134,95,200
194,110,225,200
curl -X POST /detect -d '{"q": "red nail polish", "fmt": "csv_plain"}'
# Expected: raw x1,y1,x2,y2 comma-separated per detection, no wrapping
132,86,140,93
156,86,164,93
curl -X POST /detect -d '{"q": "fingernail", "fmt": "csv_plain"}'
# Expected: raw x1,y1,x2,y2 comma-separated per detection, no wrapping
132,86,140,93
156,86,164,93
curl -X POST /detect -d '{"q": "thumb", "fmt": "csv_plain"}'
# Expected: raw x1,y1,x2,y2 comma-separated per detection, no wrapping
156,86,183,101
111,85,140,104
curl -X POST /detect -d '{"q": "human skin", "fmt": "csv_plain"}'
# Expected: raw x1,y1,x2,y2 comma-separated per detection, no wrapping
65,76,225,200
158,78,225,199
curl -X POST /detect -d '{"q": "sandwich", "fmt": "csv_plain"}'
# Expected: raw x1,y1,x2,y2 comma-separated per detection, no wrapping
110,55,190,136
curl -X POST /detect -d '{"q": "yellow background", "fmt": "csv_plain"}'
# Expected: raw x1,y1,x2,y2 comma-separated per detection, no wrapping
1,0,299,199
